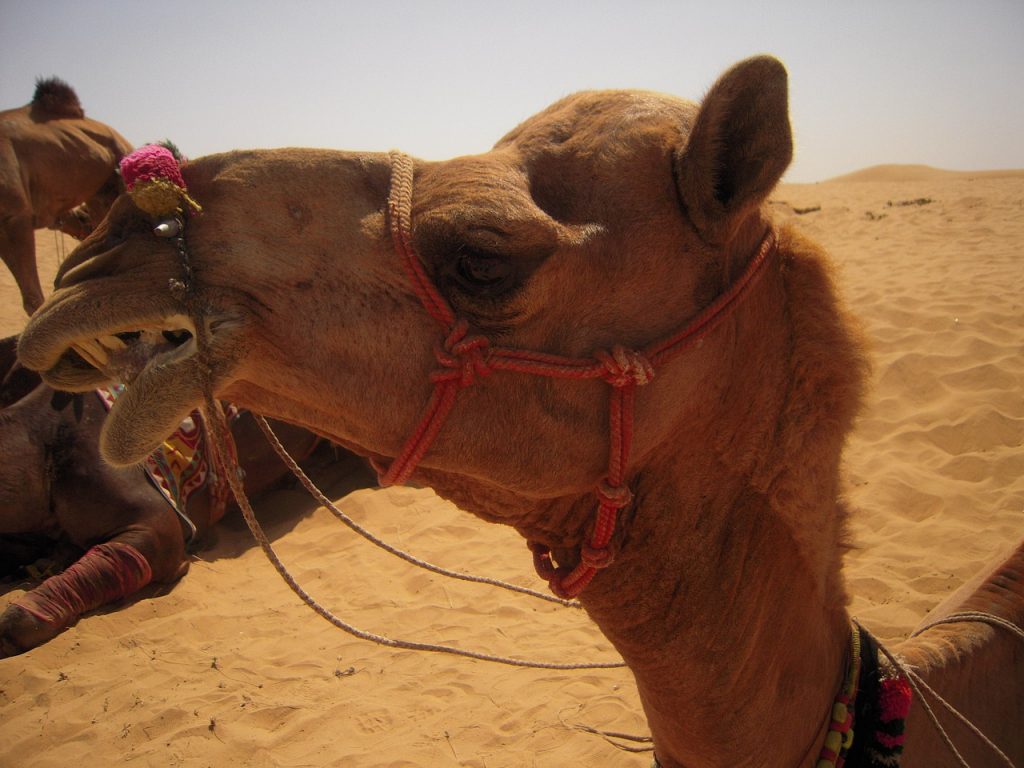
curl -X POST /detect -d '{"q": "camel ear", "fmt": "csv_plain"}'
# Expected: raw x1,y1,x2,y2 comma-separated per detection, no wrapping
676,56,793,242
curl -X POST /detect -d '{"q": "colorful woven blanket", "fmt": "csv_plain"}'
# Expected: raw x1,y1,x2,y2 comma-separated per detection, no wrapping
96,386,235,541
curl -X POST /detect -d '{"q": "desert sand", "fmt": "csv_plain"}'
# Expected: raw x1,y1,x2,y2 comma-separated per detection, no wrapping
1,166,1021,767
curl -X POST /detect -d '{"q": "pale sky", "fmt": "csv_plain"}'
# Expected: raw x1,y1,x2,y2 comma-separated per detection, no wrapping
2,0,1022,182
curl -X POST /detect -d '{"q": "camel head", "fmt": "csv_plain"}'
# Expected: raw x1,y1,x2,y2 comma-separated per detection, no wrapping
19,55,793,538
59,173,125,241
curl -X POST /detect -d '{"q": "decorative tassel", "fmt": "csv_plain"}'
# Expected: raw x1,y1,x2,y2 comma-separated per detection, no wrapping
865,675,912,764
120,143,201,217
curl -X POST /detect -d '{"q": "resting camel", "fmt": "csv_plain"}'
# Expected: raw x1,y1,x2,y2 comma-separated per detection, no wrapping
16,57,1023,766
0,77,132,314
0,333,324,657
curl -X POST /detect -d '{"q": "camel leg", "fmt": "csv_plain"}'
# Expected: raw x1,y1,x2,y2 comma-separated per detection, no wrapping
0,457,194,657
0,214,44,315
0,540,153,657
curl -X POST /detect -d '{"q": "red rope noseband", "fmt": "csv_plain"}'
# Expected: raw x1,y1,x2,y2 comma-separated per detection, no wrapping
379,151,777,598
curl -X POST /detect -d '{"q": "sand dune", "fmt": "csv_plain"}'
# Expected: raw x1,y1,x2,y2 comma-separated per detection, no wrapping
824,163,1024,184
1,168,1022,766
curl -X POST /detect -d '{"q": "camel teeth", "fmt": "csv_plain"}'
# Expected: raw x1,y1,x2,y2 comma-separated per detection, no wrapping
98,334,127,351
73,340,108,369
84,339,109,362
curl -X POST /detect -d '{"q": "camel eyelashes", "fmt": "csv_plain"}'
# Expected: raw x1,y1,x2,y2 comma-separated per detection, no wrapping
454,251,514,291
153,218,181,238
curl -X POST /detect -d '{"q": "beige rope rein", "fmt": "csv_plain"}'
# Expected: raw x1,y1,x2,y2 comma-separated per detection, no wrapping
199,392,624,670
251,415,579,608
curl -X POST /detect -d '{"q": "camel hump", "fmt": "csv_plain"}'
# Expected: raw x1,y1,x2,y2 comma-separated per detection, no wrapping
31,77,84,119
918,538,1024,633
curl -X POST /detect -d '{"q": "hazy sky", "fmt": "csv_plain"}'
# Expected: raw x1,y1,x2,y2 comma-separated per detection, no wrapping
3,0,1022,182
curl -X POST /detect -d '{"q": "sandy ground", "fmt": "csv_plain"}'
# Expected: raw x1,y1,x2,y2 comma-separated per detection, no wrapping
0,165,1021,767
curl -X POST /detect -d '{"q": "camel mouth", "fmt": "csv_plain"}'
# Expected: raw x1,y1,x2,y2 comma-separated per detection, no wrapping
52,314,198,388
23,311,218,466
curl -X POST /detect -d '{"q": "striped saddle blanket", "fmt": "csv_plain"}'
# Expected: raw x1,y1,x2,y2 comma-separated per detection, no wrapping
96,385,237,541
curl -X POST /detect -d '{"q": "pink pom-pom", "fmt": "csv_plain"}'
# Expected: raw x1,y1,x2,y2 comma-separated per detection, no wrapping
120,144,186,191
878,675,913,720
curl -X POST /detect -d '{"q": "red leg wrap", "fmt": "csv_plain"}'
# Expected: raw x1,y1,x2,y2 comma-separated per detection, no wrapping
13,542,153,627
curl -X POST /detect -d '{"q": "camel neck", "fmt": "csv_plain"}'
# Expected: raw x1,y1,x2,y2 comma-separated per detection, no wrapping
569,238,857,766
445,225,863,766
578,465,850,767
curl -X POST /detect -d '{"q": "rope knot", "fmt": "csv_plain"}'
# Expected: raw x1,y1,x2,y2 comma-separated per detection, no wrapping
596,346,654,388
597,479,633,509
580,543,615,570
432,319,492,387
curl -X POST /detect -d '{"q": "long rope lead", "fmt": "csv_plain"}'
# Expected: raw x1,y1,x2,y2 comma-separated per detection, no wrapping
199,390,624,670
252,415,579,608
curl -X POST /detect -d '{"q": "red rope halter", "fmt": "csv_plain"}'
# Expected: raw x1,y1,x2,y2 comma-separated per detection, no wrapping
378,151,778,598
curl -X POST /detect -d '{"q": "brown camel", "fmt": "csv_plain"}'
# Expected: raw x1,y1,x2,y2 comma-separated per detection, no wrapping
0,333,326,657
0,77,132,314
16,56,1023,766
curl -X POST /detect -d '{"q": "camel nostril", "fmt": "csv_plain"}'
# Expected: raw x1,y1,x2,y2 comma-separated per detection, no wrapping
162,329,192,346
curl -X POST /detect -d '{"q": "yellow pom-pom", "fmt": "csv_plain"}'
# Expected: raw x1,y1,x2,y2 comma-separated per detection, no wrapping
129,179,202,217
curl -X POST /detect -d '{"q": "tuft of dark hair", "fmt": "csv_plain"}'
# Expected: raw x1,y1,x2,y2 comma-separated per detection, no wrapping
31,77,84,118
156,139,185,163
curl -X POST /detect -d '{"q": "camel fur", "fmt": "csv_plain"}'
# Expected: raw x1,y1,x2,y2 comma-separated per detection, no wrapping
0,78,132,314
16,56,1023,766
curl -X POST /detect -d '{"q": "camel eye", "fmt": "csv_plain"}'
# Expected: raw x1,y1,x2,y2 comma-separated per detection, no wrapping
455,252,512,289
153,218,181,238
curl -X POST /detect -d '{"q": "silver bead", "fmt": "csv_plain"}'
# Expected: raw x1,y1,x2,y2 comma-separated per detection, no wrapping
154,218,181,238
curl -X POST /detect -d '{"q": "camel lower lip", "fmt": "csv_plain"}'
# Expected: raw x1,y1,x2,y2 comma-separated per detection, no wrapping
96,346,214,466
